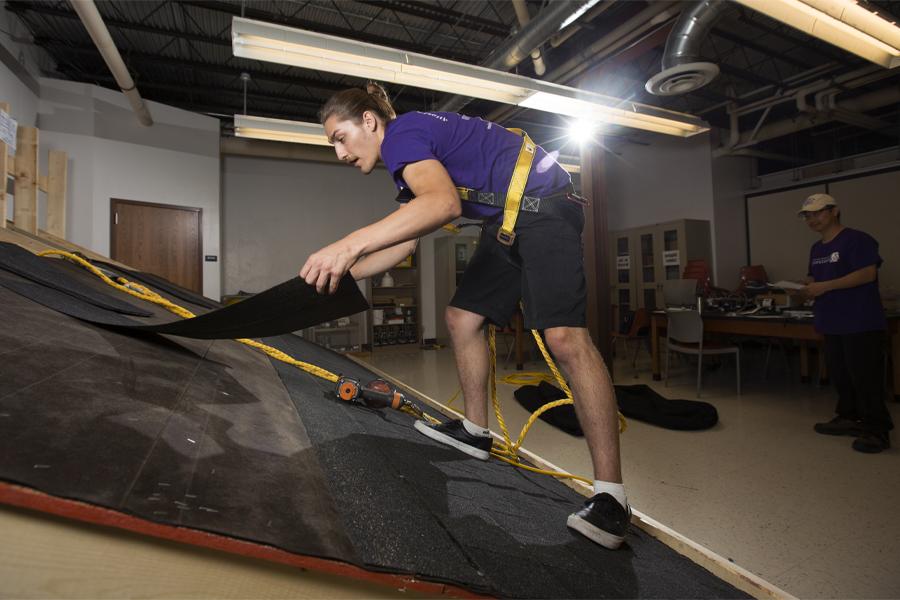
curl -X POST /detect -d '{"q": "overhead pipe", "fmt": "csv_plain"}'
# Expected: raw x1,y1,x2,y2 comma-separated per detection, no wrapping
436,0,599,112
487,1,678,123
511,0,546,76
544,1,679,87
549,0,614,48
713,85,900,157
646,0,734,96
70,0,153,126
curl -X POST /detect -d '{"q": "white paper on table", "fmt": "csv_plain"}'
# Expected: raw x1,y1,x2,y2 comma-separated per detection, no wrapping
768,280,804,290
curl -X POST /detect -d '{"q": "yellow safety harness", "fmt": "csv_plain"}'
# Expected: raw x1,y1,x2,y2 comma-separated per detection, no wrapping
36,249,622,486
455,128,536,246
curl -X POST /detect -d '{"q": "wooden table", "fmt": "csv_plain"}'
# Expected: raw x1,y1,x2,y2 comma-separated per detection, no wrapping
650,311,900,397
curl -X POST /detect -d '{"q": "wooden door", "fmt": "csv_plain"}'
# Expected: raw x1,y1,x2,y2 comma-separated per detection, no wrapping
110,199,202,293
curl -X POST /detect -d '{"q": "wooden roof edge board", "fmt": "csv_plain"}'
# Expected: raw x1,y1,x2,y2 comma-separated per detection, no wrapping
0,222,132,270
348,355,797,600
0,482,486,600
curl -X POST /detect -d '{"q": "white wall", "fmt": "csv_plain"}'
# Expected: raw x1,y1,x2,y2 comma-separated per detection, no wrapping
35,79,222,299
605,134,718,279
711,155,755,288
0,3,46,127
222,154,397,288
606,133,716,231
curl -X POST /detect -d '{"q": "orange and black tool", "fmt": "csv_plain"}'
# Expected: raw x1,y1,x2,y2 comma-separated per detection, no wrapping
335,377,406,410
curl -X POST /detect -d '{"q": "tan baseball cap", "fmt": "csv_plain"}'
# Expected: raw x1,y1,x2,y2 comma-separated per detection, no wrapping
798,193,838,215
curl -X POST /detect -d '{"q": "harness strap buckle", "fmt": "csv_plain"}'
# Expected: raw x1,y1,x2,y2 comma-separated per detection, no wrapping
496,228,516,246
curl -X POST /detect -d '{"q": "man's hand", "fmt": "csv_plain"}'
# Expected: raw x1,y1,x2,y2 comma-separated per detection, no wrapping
801,281,830,298
300,239,362,294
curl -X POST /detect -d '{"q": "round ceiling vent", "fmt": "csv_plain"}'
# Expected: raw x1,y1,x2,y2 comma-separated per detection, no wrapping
645,62,720,96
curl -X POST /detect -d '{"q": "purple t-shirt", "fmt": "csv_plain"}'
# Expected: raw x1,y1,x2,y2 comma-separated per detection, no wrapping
380,111,571,219
808,227,886,335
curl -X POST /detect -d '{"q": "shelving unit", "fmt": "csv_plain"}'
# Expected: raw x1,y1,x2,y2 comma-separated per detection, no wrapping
434,235,478,344
368,249,421,349
302,317,366,353
609,219,712,312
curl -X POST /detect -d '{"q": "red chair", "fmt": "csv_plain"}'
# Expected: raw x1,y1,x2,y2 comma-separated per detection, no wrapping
682,259,729,298
736,265,769,295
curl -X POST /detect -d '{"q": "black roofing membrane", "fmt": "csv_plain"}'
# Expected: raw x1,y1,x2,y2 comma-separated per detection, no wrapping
0,251,751,599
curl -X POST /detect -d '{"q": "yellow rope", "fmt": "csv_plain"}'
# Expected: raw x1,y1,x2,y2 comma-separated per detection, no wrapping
481,324,627,484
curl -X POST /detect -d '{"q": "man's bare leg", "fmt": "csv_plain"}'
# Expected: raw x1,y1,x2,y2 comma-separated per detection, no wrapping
445,306,490,427
543,326,621,483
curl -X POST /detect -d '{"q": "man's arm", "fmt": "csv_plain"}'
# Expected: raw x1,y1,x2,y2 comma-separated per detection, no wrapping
350,239,418,280
803,265,877,298
300,159,461,293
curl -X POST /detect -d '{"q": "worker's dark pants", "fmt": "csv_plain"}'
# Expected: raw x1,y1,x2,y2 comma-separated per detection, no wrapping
824,331,893,434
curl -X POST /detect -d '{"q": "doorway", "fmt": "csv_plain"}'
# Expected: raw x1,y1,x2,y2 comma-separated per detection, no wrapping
110,199,203,293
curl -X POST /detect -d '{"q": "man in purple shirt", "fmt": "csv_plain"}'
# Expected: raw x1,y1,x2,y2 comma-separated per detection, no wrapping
301,83,629,549
800,193,893,453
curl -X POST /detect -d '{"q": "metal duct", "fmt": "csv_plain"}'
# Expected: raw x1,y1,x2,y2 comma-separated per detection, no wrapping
512,0,546,76
437,0,599,112
646,0,733,96
70,0,153,126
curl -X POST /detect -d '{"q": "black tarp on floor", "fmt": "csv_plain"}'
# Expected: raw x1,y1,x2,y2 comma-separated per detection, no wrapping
0,249,751,599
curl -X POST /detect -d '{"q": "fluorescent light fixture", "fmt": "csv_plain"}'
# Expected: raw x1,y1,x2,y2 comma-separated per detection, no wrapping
232,17,708,137
234,114,329,145
734,0,900,68
559,0,604,31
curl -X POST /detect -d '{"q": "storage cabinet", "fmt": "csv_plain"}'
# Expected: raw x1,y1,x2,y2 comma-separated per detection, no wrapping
434,235,479,345
609,219,712,311
303,316,366,352
368,249,422,348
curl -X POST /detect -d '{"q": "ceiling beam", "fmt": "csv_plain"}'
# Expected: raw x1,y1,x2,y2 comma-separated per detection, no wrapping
7,0,481,65
355,0,510,38
35,38,435,105
710,29,815,70
176,0,483,63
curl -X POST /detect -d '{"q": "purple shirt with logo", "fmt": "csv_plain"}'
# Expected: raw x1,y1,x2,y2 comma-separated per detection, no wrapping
380,111,571,219
807,227,886,334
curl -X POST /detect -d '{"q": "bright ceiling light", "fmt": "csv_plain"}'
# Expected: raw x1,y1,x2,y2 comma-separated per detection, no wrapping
734,0,900,68
233,114,329,145
232,17,709,137
568,119,596,146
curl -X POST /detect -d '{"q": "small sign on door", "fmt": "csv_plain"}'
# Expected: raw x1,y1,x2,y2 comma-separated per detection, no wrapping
662,250,680,266
616,255,631,270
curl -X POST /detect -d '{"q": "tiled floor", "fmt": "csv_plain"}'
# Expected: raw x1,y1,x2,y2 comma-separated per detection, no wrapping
360,341,900,599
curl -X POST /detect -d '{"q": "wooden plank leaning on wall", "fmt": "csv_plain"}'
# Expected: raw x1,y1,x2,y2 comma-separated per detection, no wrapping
2,100,68,237
1,101,8,229
13,120,37,234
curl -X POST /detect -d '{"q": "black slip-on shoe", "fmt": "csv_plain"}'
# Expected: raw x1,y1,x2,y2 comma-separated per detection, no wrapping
814,416,864,437
414,419,492,460
567,492,631,550
852,432,891,454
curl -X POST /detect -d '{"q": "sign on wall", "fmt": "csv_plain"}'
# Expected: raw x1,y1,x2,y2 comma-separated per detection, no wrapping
616,255,631,270
0,110,17,152
662,250,680,266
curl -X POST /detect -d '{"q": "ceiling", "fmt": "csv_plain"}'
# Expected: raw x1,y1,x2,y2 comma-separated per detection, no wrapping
7,0,900,172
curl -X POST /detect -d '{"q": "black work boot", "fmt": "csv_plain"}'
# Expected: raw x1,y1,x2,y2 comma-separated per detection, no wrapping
414,419,492,460
852,432,891,454
567,493,631,550
814,416,864,437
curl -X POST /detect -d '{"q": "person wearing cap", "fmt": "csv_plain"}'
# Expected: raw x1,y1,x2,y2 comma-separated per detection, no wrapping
799,193,893,453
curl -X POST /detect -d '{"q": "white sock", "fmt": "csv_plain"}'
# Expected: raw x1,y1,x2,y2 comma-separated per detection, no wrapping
462,418,491,438
594,480,628,509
